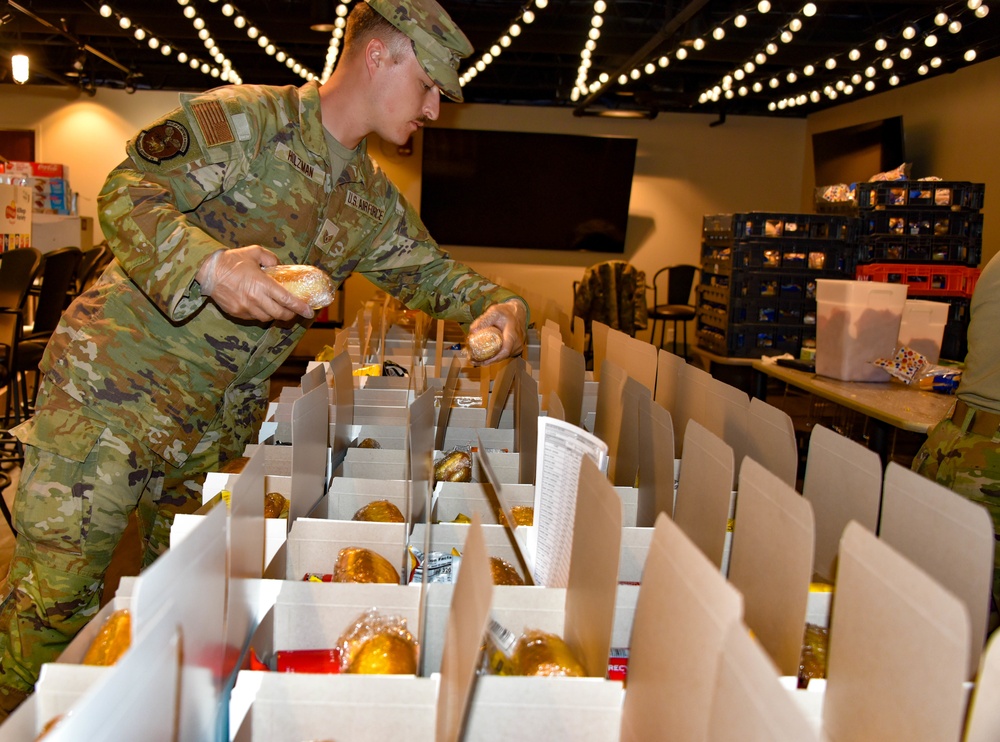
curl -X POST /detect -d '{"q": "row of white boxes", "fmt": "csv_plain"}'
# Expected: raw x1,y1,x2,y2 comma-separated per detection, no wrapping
5,318,999,741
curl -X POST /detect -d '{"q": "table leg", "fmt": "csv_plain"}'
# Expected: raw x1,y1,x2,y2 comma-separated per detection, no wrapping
869,419,892,467
752,369,769,401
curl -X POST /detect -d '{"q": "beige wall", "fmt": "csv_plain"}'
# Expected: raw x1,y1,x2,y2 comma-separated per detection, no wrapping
801,54,1000,265
0,83,806,338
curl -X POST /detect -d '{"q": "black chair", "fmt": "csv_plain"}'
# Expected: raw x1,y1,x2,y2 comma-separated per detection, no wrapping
18,246,84,416
0,247,43,536
71,242,111,298
648,264,699,357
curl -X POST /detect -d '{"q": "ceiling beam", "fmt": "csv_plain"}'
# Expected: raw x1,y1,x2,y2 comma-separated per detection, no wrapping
573,0,712,116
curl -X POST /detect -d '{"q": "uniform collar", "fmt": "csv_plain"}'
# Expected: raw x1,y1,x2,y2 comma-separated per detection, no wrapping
299,80,370,175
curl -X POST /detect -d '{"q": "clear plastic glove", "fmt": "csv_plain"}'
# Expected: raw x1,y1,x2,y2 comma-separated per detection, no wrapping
468,299,527,365
197,246,314,322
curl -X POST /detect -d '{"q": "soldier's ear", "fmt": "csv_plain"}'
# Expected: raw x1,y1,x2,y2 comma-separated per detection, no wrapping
365,37,386,76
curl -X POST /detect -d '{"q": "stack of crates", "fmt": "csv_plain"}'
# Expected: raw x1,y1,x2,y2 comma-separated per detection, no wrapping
854,180,985,360
697,212,858,358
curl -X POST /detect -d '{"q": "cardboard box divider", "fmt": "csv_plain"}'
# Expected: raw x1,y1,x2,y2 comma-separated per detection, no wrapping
22,613,183,742
879,461,995,679
727,457,815,676
557,343,586,427
744,397,798,489
706,621,820,741
672,419,736,572
620,513,744,741
820,522,970,742
606,329,657,395
801,423,882,583
636,393,676,525
593,360,627,481
653,348,689,457
612,376,651,487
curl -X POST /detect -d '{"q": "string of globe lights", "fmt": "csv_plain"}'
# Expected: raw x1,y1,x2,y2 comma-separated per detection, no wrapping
457,0,550,92
607,0,803,98
758,0,991,112
693,1,819,108
318,0,353,84
211,0,320,82
95,1,242,84
571,0,609,103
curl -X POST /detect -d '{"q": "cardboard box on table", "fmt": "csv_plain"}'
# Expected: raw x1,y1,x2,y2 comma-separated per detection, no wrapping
337,447,521,484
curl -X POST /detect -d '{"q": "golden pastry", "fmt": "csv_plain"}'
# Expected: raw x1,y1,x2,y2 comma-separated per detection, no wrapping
352,500,405,523
467,326,504,363
513,629,585,677
357,437,382,449
434,450,472,483
263,265,336,309
348,633,418,675
332,547,400,584
490,556,524,586
82,609,131,666
264,491,289,519
499,505,534,527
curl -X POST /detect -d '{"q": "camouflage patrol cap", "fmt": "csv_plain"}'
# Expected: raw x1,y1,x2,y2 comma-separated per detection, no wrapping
366,0,473,102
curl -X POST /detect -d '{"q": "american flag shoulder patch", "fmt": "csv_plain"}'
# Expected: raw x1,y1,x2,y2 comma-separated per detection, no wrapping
191,100,235,147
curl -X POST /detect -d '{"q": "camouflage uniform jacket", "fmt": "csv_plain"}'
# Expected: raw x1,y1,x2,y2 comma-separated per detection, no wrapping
20,81,520,467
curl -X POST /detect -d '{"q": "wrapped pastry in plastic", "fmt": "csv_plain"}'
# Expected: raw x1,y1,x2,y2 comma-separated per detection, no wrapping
357,437,382,449
798,622,829,688
338,608,418,675
466,326,504,363
499,505,534,527
352,499,405,523
262,264,336,309
434,448,472,483
513,629,586,677
264,491,289,519
489,556,524,586
331,546,400,584
82,608,131,666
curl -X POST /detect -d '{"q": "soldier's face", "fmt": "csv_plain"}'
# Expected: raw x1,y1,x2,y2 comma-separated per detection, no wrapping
375,45,441,146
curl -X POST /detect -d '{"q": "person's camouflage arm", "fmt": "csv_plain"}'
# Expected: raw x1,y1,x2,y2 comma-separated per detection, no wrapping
353,193,528,327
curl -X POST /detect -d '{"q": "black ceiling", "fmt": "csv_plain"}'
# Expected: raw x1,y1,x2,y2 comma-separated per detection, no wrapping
1,0,997,118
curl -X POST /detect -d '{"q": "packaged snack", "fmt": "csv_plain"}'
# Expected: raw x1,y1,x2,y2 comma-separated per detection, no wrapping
262,264,336,309
489,556,524,586
264,491,289,519
82,609,131,666
338,609,418,675
330,547,400,584
352,499,404,523
434,448,472,483
467,326,504,363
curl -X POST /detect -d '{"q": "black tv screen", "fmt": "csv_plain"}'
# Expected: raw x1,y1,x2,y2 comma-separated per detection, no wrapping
812,116,906,186
419,128,637,252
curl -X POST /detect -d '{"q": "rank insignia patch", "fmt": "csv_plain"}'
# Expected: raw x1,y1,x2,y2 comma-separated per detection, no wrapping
136,121,190,164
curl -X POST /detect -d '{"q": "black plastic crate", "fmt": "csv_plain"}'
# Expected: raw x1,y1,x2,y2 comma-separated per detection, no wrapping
856,180,985,211
696,319,815,358
725,270,836,301
860,210,983,240
729,240,857,273
702,212,859,243
856,235,982,266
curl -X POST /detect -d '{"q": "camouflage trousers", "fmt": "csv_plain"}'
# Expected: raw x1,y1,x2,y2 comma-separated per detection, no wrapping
0,407,242,718
912,413,1000,603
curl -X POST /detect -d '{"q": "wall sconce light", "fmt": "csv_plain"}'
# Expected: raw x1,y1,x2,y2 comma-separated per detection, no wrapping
11,52,29,84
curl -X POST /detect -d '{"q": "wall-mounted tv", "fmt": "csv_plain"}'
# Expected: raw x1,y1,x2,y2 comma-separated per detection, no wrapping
812,115,906,187
419,128,637,253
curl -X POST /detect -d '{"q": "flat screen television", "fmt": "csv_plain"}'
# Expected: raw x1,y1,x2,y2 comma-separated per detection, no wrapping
812,115,906,186
419,128,637,253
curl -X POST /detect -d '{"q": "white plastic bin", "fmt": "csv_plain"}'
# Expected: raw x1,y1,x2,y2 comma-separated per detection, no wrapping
897,299,949,364
816,280,908,382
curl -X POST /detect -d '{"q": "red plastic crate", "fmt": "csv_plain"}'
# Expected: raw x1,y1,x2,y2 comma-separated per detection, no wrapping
855,263,981,298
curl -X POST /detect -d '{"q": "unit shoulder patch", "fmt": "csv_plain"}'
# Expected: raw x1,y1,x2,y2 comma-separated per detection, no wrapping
136,120,190,164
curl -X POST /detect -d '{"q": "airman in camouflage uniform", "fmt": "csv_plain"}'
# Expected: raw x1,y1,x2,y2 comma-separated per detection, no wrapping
0,0,528,716
912,250,1000,613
